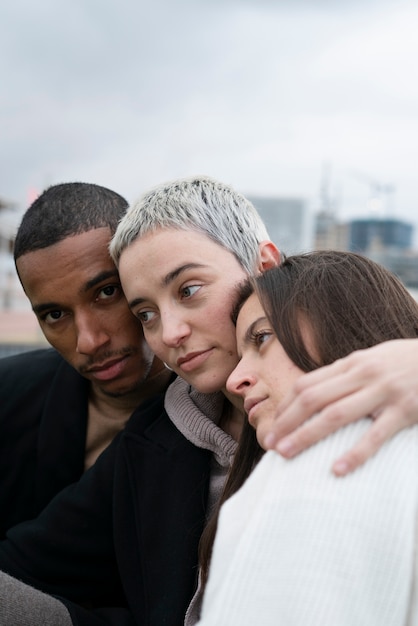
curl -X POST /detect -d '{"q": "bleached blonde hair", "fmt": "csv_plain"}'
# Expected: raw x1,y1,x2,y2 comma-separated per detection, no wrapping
110,175,270,273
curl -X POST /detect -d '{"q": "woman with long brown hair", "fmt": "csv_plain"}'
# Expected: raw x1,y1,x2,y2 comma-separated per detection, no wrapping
198,251,418,626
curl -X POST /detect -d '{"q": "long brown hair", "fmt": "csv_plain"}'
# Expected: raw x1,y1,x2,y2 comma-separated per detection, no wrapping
199,250,418,585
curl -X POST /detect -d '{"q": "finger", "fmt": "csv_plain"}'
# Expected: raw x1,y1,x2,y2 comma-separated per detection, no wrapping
284,346,384,403
266,385,386,457
265,372,369,447
332,407,410,476
276,361,347,414
286,351,367,392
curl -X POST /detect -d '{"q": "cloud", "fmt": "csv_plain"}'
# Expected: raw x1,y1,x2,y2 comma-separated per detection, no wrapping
0,0,417,237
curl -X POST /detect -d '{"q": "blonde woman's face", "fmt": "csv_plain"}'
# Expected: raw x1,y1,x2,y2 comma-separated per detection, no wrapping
119,228,249,394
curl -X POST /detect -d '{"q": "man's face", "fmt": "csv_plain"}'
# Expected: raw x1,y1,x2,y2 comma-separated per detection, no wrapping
16,227,155,398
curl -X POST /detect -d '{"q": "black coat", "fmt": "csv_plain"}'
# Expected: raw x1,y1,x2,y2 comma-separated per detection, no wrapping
0,349,89,536
0,386,212,626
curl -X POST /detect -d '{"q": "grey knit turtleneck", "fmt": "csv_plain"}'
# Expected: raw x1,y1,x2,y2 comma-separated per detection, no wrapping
164,376,238,467
165,376,239,626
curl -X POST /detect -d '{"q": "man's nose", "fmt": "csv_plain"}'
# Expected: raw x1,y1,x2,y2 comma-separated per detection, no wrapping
75,313,111,355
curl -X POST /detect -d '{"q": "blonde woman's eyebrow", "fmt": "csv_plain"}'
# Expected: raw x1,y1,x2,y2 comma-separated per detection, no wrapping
163,263,206,286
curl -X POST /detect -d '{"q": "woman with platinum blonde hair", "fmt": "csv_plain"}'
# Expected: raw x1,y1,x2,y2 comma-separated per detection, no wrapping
111,176,418,624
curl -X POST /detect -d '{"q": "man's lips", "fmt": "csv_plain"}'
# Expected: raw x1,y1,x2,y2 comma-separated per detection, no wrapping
85,355,129,381
176,349,213,373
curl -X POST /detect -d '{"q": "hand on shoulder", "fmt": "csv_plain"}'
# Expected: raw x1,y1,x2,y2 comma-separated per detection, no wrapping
262,339,418,476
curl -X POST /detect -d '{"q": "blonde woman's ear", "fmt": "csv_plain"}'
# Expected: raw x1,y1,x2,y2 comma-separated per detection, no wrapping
257,241,281,272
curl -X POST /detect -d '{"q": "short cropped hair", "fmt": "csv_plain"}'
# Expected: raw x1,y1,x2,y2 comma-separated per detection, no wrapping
14,182,128,261
110,175,270,274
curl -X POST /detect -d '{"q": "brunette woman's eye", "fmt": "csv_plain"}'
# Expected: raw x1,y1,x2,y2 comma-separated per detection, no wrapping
253,330,273,347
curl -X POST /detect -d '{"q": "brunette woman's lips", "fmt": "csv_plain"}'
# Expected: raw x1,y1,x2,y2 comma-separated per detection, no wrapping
244,397,267,425
177,349,214,373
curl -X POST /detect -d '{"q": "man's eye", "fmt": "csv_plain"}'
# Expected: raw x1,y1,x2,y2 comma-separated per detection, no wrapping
99,285,118,299
44,310,63,323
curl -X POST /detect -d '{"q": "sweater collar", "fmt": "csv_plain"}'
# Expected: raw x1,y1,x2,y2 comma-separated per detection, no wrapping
164,377,237,466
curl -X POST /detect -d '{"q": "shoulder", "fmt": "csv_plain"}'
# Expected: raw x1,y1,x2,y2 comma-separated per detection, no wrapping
204,424,418,626
126,392,212,458
225,420,418,523
0,348,77,406
0,348,63,377
263,418,418,477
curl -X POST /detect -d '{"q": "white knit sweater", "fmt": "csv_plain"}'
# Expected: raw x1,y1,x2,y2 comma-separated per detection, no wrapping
198,420,418,626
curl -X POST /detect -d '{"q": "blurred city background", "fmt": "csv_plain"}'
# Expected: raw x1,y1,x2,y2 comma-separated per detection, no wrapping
1,0,417,356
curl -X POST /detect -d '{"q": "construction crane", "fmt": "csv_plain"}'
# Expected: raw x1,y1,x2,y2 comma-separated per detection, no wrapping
350,170,396,217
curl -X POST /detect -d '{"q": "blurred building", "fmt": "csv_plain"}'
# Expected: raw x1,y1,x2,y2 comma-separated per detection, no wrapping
349,218,413,253
248,195,310,254
0,310,47,357
348,219,418,288
365,249,418,289
0,199,28,311
313,210,418,290
0,197,47,356
314,209,349,251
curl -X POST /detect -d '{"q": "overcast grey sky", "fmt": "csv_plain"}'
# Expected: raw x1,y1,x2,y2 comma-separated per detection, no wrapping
1,0,417,241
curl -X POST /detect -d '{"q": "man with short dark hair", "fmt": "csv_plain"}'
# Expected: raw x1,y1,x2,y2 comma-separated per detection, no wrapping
0,182,172,535
0,181,211,626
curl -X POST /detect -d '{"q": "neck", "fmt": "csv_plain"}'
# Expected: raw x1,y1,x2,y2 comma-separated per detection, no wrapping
89,363,172,423
220,390,245,441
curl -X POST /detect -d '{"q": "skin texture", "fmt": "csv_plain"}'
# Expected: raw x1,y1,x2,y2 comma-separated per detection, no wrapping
16,227,167,411
226,293,304,448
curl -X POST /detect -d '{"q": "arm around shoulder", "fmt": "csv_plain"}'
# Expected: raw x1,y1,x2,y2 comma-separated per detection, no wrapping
199,421,418,625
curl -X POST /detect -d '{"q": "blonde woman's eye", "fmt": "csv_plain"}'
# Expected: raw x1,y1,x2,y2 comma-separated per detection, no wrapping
181,285,201,298
138,310,155,323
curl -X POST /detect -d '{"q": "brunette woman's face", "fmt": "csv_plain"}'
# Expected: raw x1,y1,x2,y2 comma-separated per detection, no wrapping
226,293,305,448
118,228,249,394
